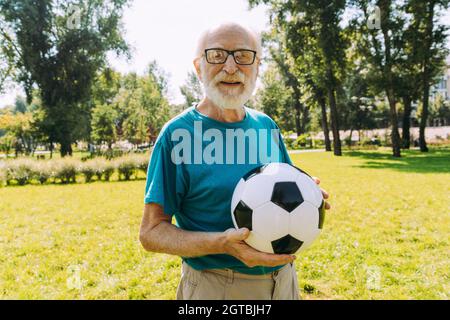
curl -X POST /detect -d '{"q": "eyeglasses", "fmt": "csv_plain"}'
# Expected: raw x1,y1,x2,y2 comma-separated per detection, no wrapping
204,48,257,65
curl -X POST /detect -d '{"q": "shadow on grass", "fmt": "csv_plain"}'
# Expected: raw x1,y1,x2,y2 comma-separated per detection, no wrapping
345,147,450,174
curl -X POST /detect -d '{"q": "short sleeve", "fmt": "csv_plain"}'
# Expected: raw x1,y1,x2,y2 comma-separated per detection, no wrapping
268,118,292,165
144,129,187,216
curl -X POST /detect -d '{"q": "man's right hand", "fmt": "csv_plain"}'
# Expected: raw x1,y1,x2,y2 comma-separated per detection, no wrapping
221,228,296,268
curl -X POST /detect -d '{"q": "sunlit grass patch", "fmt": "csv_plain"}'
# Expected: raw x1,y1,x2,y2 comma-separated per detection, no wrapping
0,148,448,299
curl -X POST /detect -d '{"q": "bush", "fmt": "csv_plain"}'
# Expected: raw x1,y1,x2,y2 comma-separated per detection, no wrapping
31,161,52,184
5,158,34,185
0,161,6,187
0,151,150,187
103,161,116,181
133,154,150,175
92,159,106,181
53,158,79,184
292,134,311,149
313,138,325,148
282,131,296,150
79,161,96,183
116,157,136,181
91,158,115,181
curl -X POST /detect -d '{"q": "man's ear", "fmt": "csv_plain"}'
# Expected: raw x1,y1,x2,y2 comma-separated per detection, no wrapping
193,58,203,82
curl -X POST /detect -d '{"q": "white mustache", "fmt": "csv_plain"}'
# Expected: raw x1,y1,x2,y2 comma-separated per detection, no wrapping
214,71,246,85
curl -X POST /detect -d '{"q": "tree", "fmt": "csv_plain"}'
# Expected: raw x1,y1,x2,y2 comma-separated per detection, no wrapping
255,62,296,132
13,95,27,113
349,0,407,157
91,104,118,150
0,16,16,94
250,0,347,155
409,0,449,152
180,71,203,109
0,109,39,156
270,45,309,136
0,0,130,157
396,0,423,149
114,64,171,146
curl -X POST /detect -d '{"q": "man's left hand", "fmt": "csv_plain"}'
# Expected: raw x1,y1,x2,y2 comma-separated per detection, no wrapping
312,177,331,210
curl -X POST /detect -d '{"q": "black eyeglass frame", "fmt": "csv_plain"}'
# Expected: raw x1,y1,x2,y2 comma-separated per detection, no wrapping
204,48,258,65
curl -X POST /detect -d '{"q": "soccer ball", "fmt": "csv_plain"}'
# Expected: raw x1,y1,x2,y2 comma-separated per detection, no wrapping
230,163,326,255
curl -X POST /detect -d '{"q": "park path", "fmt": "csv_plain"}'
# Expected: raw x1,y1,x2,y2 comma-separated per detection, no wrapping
288,149,326,154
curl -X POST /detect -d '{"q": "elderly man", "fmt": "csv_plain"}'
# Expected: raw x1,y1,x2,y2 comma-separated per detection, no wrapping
139,22,330,300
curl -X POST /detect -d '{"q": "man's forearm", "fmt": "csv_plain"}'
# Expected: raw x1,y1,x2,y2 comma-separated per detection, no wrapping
140,221,228,258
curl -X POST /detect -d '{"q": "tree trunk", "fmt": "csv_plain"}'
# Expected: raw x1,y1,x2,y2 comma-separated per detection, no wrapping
402,96,412,149
349,128,354,147
419,82,430,152
301,104,309,134
379,5,401,158
318,93,332,151
60,141,73,157
327,88,342,156
419,1,435,153
294,101,302,136
386,88,402,157
50,141,54,159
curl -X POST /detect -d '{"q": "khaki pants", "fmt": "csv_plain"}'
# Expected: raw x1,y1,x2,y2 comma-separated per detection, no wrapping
176,261,300,300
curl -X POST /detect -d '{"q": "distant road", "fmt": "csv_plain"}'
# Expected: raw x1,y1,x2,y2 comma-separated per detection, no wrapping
304,126,450,142
288,149,326,154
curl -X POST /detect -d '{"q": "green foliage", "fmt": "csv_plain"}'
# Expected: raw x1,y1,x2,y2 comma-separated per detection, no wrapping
116,156,137,181
31,161,52,184
79,161,96,183
114,64,172,145
0,152,150,186
0,162,5,187
4,158,33,185
0,0,131,157
53,158,79,184
0,108,41,156
180,71,203,108
255,63,296,132
91,104,119,148
102,161,116,181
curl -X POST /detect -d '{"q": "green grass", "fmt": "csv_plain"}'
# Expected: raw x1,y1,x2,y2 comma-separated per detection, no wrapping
0,148,449,299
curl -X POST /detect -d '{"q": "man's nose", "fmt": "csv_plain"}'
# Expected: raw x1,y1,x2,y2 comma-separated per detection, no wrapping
222,54,238,74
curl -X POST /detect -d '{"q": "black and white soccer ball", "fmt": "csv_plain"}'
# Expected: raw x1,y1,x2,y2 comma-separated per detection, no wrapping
231,163,326,255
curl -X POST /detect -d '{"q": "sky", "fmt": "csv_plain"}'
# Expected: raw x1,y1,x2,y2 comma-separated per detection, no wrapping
0,0,270,107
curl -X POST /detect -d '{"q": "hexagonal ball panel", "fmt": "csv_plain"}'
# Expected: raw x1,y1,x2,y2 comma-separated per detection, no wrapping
260,163,298,183
245,230,275,254
252,202,290,241
240,174,275,209
289,201,320,243
271,234,304,254
271,181,304,213
295,172,323,208
233,200,253,231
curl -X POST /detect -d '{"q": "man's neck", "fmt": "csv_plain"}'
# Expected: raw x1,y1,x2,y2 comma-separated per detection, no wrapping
196,98,245,123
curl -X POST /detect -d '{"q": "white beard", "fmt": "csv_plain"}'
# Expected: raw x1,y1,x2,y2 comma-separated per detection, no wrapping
201,68,256,111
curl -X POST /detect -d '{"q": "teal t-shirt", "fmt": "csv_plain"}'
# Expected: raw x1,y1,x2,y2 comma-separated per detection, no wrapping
144,105,292,275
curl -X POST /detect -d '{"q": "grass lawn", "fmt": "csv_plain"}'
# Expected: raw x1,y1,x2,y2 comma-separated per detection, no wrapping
0,148,449,299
